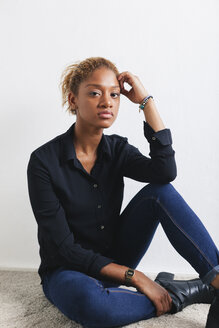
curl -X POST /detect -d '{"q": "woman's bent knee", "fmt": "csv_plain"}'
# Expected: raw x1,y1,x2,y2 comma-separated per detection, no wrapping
140,182,174,196
47,270,111,327
66,286,112,327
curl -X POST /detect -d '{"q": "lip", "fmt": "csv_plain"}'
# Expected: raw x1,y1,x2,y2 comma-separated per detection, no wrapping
98,111,113,119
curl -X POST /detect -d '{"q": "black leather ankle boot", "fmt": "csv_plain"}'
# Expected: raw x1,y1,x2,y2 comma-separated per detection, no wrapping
154,271,216,314
205,289,219,328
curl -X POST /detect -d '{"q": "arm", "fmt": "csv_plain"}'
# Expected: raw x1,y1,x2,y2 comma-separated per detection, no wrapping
27,152,115,279
118,71,166,133
117,71,177,183
120,121,177,183
141,95,166,132
99,262,147,288
99,263,173,316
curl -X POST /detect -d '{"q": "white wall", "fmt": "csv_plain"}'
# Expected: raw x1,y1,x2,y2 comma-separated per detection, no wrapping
0,0,219,275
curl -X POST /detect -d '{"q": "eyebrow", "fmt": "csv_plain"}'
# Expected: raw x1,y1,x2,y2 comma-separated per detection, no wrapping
85,83,120,89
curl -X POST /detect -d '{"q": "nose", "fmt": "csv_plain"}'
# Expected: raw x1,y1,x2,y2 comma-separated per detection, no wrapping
100,94,112,108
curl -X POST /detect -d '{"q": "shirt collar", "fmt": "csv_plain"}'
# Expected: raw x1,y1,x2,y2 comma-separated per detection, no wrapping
60,122,112,164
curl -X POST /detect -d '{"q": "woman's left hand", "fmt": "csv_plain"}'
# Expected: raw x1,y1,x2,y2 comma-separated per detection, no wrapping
117,71,149,104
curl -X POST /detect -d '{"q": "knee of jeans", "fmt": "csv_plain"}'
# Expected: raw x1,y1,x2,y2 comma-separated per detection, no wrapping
140,182,174,196
53,275,110,326
72,287,112,327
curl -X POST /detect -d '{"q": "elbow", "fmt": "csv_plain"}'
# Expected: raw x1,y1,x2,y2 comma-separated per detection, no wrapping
163,165,177,183
165,172,177,183
158,161,177,183
150,157,177,184
152,170,177,184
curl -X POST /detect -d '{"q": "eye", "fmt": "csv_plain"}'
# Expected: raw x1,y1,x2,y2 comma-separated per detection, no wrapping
89,91,120,98
89,91,100,96
111,93,120,98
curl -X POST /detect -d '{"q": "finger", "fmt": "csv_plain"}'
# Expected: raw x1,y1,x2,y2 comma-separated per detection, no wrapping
118,72,135,86
120,89,129,97
119,83,127,95
118,76,127,89
163,297,170,313
117,73,124,80
119,78,124,90
163,294,172,313
118,71,130,79
122,76,134,87
161,293,172,315
117,73,126,83
156,301,164,317
163,290,172,310
158,298,167,315
167,294,173,311
120,78,134,95
119,79,129,94
163,292,171,311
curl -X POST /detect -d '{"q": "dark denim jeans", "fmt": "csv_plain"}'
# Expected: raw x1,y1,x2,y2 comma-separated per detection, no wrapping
42,183,219,328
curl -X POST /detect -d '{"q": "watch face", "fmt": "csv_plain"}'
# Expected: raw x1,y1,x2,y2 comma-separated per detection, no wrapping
127,269,134,277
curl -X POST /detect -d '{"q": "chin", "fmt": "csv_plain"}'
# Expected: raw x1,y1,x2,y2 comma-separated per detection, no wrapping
98,120,114,129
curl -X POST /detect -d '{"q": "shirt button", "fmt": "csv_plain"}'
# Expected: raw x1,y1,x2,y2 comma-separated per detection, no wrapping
100,225,105,230
152,136,156,140
97,205,102,209
93,184,98,188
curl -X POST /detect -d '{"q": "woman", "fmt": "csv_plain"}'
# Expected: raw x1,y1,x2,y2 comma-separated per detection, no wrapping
27,57,219,328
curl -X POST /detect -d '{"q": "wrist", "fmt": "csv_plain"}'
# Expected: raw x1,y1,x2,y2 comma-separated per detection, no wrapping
125,269,139,287
131,270,148,288
138,94,150,104
124,268,136,286
142,97,154,110
139,95,154,113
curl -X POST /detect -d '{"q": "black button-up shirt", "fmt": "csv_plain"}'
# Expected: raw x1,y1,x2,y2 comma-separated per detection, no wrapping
27,121,177,284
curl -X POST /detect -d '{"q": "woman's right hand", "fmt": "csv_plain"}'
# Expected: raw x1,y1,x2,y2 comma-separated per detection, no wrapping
132,270,173,317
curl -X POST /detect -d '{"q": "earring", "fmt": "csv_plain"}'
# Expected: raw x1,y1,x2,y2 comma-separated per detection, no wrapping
70,106,77,114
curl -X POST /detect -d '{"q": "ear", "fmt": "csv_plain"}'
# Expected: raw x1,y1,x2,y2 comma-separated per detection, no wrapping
68,91,77,109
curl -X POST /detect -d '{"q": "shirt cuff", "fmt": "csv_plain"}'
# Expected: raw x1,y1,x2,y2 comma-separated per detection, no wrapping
143,121,173,146
88,254,117,279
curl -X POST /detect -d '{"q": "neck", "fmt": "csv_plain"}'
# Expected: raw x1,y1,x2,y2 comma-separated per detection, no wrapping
73,120,103,156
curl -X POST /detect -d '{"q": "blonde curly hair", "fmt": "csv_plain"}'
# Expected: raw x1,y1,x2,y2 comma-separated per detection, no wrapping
60,56,120,115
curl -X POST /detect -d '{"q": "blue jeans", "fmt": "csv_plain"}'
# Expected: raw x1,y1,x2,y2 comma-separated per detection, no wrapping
42,183,219,328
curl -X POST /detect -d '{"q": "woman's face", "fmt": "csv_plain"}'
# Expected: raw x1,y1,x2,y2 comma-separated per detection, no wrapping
69,67,121,129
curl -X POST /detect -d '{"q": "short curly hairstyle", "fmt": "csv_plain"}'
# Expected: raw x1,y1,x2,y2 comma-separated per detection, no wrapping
60,56,120,115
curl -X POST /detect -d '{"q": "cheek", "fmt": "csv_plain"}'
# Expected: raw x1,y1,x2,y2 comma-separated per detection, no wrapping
79,100,98,117
78,98,94,110
115,99,120,109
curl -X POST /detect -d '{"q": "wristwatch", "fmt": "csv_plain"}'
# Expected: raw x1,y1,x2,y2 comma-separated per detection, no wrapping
125,268,135,286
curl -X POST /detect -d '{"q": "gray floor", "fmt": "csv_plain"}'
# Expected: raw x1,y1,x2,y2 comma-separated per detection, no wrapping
0,270,210,328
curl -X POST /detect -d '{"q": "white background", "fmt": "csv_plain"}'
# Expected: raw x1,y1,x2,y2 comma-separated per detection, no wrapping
0,0,218,275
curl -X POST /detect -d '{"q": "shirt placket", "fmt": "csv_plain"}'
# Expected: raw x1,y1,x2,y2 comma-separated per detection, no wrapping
73,155,108,248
